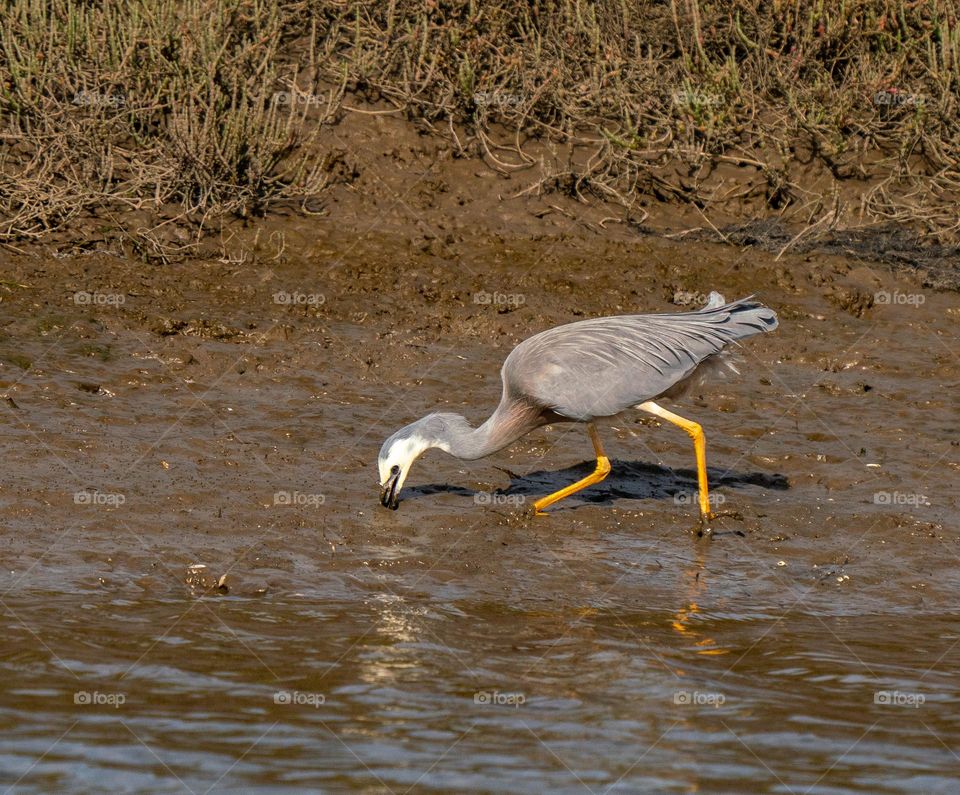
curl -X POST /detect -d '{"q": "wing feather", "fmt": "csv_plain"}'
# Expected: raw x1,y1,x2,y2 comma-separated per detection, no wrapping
504,296,778,420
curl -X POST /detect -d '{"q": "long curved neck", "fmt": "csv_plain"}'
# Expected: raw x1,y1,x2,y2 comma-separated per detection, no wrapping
438,401,541,461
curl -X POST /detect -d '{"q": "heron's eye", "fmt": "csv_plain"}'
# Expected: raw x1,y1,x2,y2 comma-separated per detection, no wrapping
390,465,399,475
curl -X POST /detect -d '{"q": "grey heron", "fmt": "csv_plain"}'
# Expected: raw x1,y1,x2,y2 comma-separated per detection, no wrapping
378,292,778,523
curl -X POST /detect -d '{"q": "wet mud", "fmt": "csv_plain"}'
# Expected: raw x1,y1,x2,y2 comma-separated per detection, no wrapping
1,118,959,791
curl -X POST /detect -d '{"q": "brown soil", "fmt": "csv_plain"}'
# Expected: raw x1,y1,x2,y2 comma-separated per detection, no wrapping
0,108,957,792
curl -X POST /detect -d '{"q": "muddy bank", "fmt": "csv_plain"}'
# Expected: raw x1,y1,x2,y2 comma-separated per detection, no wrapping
0,89,957,794
1,185,958,789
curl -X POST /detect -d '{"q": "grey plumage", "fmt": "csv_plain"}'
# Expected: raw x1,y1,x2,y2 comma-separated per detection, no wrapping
505,295,777,421
378,292,778,512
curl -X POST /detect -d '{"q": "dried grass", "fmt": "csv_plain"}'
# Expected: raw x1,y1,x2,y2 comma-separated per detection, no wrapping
317,0,960,240
2,0,958,256
0,0,340,259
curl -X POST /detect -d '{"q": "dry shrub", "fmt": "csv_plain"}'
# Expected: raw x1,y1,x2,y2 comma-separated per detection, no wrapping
0,0,340,259
315,0,960,239
1,1,959,253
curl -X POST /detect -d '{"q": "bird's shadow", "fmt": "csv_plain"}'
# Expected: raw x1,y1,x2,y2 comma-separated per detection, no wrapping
408,458,788,509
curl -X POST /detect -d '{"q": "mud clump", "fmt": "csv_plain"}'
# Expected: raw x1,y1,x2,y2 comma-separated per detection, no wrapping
824,284,874,318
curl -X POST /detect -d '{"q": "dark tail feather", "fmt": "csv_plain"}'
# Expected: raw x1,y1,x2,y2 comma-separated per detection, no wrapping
698,292,779,337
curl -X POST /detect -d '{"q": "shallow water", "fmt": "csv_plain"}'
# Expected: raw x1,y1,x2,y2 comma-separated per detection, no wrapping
0,231,957,792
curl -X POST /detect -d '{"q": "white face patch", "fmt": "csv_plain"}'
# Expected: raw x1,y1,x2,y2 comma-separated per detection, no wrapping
378,432,432,496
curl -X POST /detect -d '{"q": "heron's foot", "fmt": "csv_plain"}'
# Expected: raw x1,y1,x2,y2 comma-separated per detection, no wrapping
533,495,561,516
532,455,611,516
694,509,744,538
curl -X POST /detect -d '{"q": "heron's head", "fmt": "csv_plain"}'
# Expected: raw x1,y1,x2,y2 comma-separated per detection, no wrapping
377,413,462,509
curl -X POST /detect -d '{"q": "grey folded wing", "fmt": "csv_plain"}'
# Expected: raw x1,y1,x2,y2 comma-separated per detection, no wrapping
504,296,778,420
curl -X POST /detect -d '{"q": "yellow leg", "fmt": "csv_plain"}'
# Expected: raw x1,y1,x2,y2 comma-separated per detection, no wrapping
637,400,713,520
534,423,611,515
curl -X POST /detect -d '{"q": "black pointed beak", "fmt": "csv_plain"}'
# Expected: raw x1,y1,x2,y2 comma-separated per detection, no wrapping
380,471,400,510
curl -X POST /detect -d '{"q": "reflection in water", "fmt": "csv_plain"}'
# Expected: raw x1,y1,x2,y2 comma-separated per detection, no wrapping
671,545,729,657
358,594,422,685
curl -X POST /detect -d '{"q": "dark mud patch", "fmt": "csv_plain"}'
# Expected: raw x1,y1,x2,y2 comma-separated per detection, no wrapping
683,219,960,291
